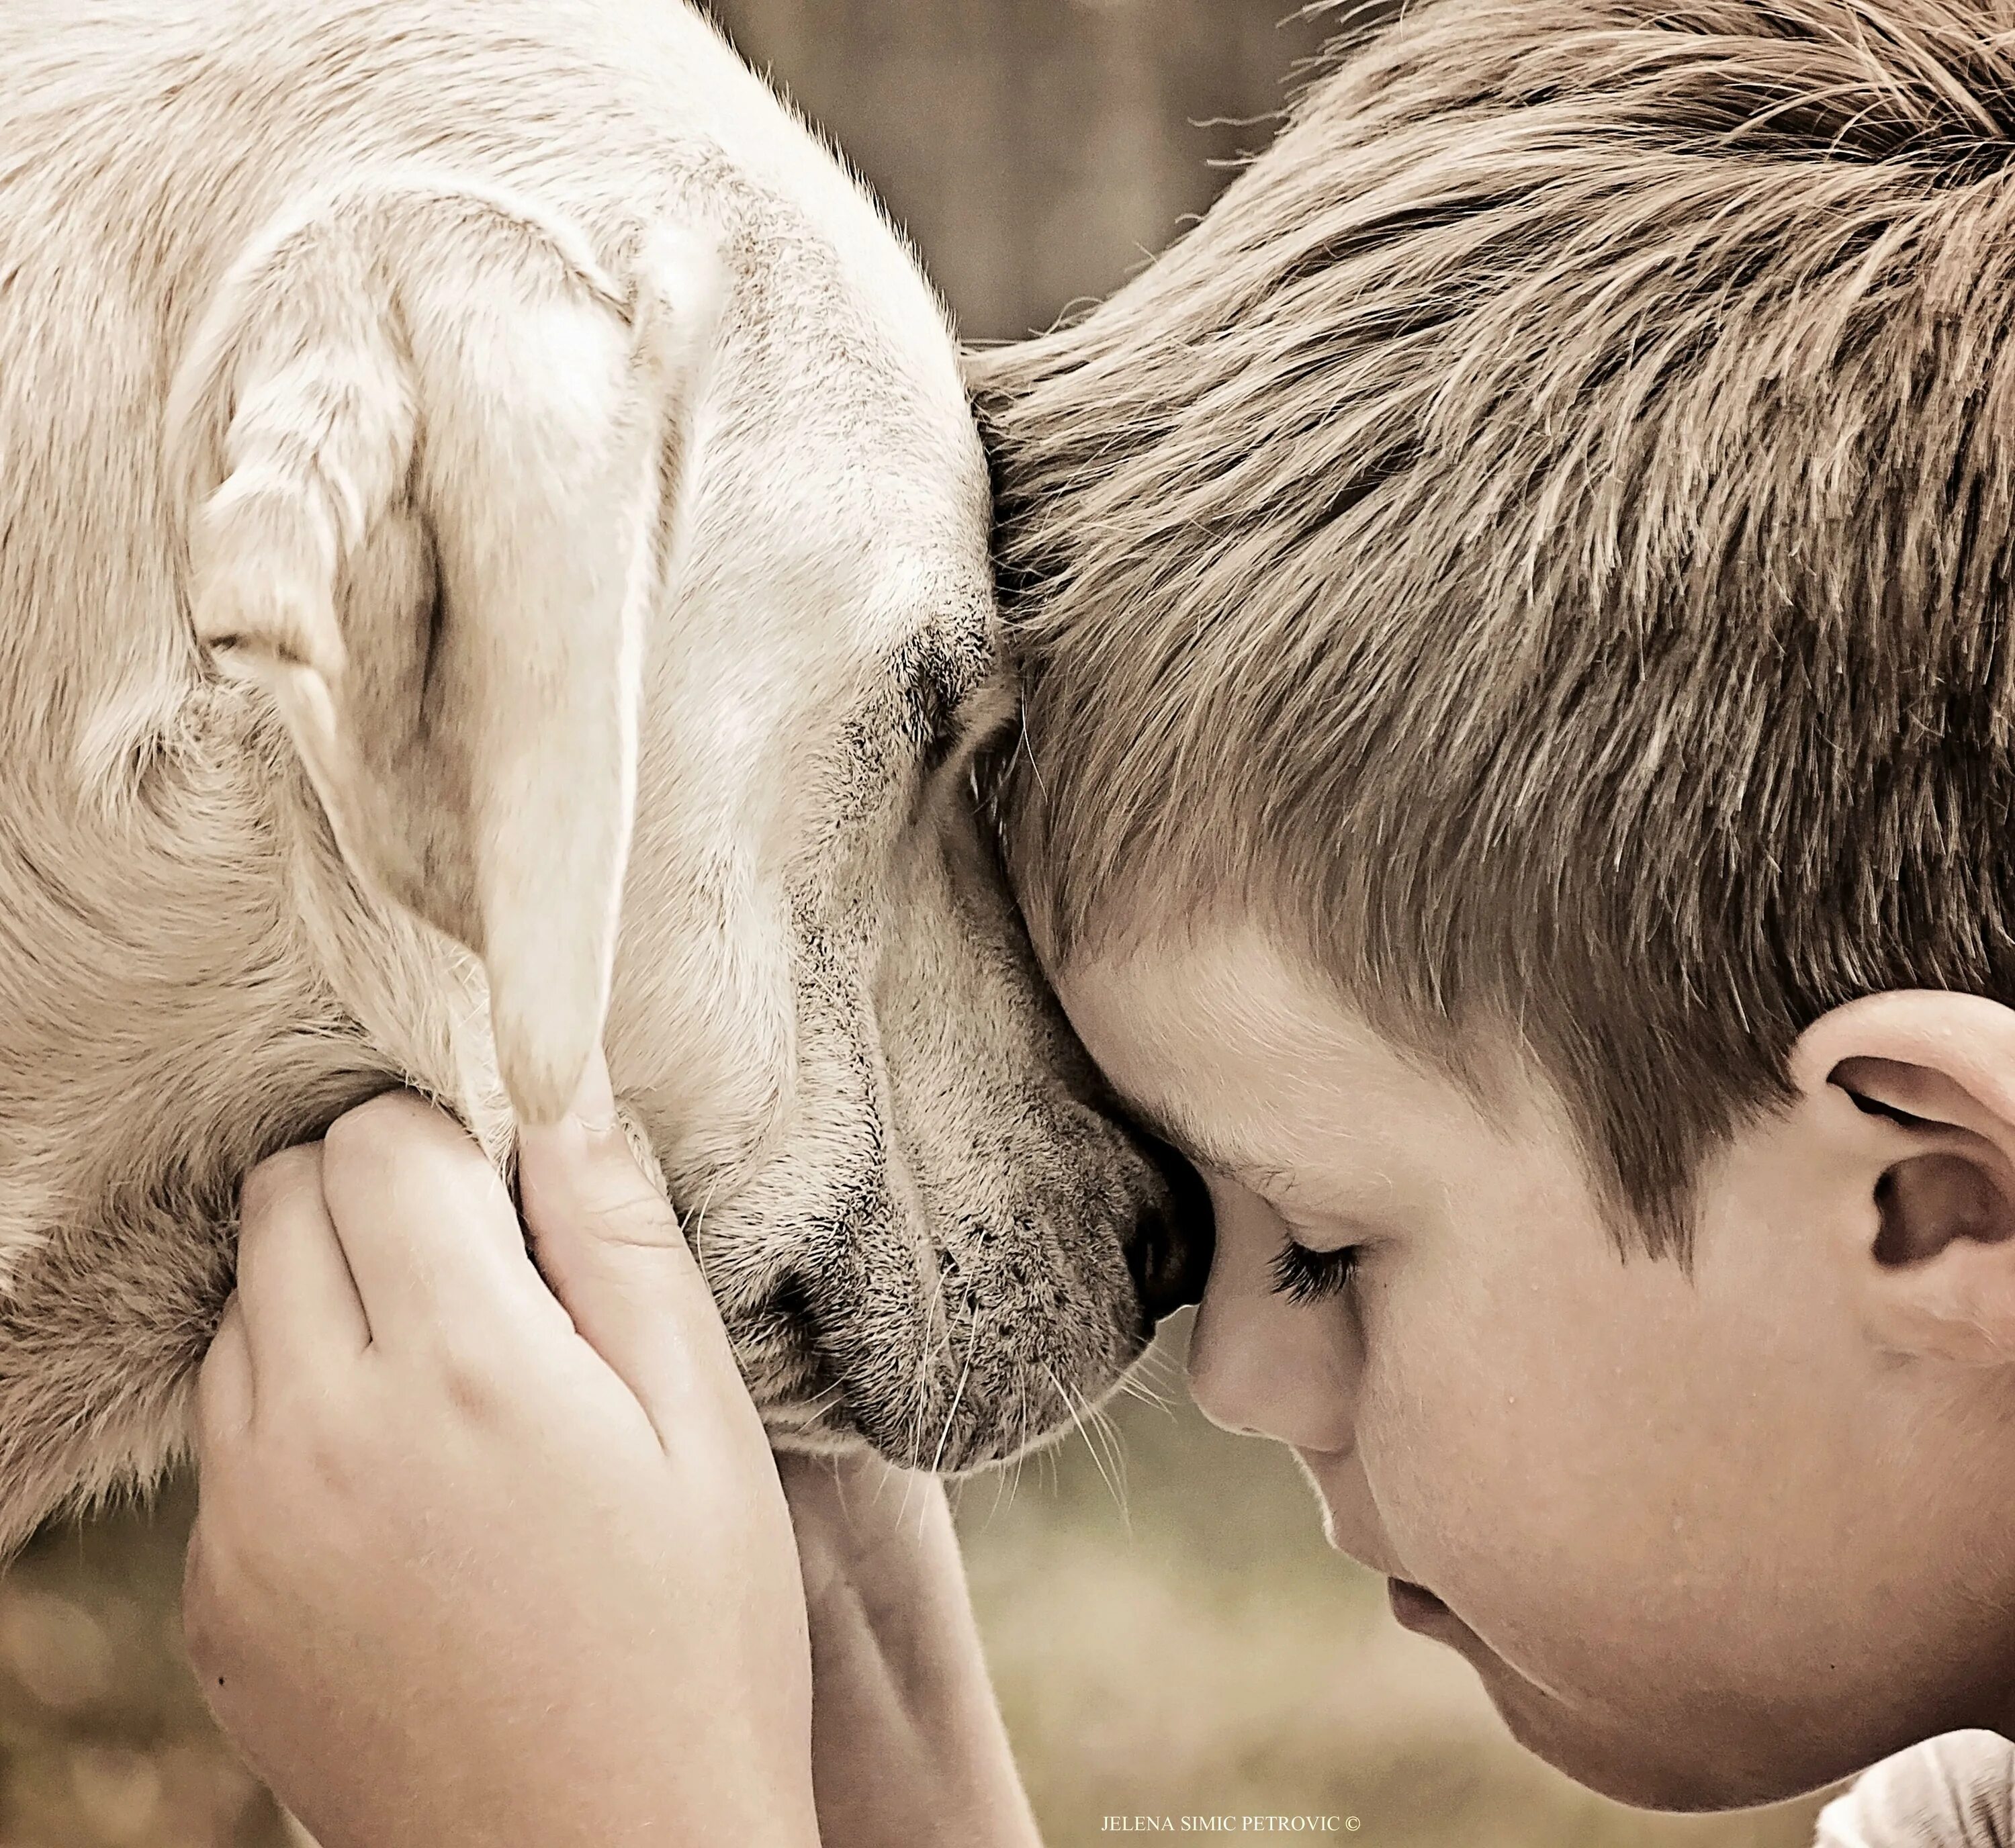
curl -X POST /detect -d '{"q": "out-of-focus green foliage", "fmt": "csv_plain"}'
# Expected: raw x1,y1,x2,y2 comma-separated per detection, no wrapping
0,1479,289,1845
711,0,1340,342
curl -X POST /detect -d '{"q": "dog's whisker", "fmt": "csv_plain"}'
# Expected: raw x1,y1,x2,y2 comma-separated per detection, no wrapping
1044,1362,1128,1528
1114,1370,1177,1418
1076,1380,1133,1528
928,1305,987,1483
685,1173,723,1295
1013,693,1050,803
990,1377,1034,1518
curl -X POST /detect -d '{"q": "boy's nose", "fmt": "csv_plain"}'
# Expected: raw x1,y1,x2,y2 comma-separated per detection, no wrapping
1188,1314,1353,1448
1185,1189,1357,1453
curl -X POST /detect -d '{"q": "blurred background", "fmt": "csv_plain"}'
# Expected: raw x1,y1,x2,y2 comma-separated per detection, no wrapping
0,4,1840,1844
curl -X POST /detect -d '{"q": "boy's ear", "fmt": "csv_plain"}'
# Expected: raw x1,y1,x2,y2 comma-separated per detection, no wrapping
167,181,720,1124
1791,992,2015,1365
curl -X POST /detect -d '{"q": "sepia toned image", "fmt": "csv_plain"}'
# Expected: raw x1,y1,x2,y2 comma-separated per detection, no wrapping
2,1,2012,1845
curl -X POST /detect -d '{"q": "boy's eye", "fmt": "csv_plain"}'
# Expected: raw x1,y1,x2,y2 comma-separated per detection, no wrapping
1268,1234,1359,1305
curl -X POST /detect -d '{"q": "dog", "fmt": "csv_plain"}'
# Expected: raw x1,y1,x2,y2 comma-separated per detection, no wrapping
0,0,1210,1558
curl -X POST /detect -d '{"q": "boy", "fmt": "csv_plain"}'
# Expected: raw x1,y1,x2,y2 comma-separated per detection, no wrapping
966,0,2015,1812
179,0,2015,1840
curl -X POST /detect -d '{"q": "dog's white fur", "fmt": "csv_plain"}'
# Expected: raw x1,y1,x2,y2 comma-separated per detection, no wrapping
0,0,1179,1555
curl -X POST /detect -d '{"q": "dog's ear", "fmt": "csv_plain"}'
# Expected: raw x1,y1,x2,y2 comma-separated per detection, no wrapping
167,181,720,1122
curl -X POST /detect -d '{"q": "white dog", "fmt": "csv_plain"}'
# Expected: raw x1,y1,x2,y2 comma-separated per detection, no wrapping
0,0,1208,1557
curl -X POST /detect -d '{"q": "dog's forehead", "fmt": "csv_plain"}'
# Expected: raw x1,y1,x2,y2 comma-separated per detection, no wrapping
856,550,993,670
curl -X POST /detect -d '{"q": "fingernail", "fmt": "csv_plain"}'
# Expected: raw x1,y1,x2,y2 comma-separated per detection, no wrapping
569,1043,618,1134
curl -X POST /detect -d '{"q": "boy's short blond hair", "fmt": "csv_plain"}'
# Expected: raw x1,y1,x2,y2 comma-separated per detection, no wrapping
973,0,2015,1253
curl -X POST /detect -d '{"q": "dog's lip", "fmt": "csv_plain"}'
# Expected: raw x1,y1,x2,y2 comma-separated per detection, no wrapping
728,1274,844,1409
774,1303,1102,1475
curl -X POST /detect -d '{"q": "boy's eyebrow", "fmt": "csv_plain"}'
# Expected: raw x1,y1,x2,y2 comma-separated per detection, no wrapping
1115,1089,1296,1195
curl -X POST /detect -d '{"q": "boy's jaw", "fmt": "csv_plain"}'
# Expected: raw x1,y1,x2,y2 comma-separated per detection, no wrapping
1051,924,2015,1813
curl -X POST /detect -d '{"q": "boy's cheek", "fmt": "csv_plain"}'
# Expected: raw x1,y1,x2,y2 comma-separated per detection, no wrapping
1357,1309,1690,1673
1362,1323,1850,1761
1355,1230,2008,1802
1353,1330,1570,1624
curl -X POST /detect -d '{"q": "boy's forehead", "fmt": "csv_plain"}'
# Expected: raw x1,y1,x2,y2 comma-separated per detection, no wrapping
1054,924,1502,1196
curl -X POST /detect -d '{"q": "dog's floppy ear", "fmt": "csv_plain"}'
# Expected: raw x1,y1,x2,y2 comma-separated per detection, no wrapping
167,181,719,1123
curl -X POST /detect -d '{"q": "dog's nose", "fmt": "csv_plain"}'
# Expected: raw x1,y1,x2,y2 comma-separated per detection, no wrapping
1124,1139,1216,1323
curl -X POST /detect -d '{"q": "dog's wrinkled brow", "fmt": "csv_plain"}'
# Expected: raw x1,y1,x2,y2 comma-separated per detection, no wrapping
818,606,1003,830
895,607,1000,775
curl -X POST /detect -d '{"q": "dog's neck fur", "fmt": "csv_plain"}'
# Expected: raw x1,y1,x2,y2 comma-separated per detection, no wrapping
0,650,501,1514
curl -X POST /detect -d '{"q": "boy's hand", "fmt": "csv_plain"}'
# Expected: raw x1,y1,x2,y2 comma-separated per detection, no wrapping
780,1448,1044,1848
182,1052,819,1848
1815,1733,2015,1848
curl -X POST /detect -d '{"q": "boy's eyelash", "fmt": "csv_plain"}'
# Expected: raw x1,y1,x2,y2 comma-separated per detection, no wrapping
1269,1236,1359,1305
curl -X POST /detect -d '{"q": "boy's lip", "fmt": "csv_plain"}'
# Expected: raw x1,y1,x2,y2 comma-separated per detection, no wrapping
1388,1579,1461,1633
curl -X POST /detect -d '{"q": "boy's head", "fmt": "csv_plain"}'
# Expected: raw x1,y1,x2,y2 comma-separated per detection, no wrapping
973,0,2015,1810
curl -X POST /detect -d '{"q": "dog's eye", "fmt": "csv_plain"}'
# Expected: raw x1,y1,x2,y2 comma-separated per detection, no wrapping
917,709,965,777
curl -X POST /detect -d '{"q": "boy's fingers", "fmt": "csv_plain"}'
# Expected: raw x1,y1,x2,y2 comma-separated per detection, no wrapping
196,1295,255,1446
315,1091,552,1346
517,1047,750,1444
235,1143,370,1379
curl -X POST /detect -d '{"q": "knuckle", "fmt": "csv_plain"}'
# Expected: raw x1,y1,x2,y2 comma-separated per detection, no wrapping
283,1385,377,1491
592,1185,685,1250
304,1427,363,1497
237,1143,322,1223
320,1087,418,1168
329,1091,496,1219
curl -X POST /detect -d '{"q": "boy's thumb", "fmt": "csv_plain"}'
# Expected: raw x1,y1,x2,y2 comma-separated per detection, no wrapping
515,1045,737,1437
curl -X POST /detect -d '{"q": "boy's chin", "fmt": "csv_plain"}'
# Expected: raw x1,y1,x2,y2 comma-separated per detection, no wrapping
1474,1659,1856,1814
1548,1749,1825,1816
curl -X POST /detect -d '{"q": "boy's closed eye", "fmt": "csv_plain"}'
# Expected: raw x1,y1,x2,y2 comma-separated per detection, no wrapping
1269,1234,1361,1304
